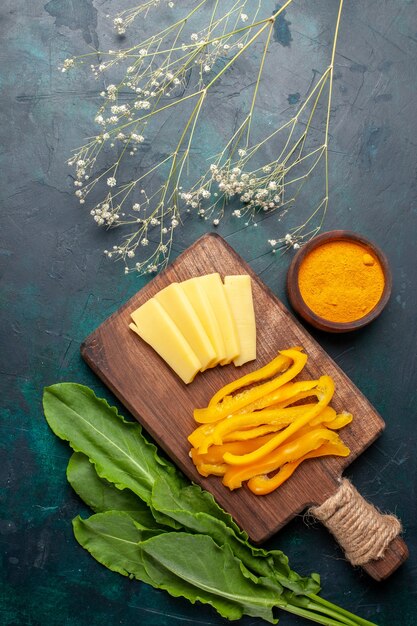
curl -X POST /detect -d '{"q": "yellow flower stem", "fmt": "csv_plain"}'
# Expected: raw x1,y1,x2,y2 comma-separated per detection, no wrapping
245,20,274,144
284,146,326,185
323,0,344,220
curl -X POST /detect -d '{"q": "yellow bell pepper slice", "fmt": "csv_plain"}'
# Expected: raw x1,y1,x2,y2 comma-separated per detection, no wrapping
273,389,323,410
195,462,227,477
188,423,216,449
222,375,335,466
224,405,337,443
223,427,341,490
248,459,300,495
208,347,303,406
223,423,288,442
325,412,353,430
197,403,318,453
236,379,319,414
194,349,308,424
247,440,351,495
190,434,276,466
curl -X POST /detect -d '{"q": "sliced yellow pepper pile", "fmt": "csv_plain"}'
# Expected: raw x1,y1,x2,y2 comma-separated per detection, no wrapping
188,347,352,496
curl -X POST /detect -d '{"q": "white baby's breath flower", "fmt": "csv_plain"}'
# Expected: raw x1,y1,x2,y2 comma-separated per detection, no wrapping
134,100,151,110
106,84,117,100
62,58,75,72
68,1,337,278
113,17,126,34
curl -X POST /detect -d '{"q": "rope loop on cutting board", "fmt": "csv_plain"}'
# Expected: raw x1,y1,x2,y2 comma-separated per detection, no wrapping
309,478,402,566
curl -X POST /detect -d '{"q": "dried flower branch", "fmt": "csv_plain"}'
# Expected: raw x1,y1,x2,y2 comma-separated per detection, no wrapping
62,0,343,274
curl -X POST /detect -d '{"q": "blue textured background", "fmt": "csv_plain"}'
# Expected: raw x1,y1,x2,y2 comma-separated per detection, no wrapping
1,1,416,625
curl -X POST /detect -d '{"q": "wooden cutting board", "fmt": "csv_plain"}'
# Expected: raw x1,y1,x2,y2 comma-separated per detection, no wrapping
81,233,407,580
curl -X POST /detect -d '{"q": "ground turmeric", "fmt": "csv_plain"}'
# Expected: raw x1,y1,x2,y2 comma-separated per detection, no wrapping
298,240,385,323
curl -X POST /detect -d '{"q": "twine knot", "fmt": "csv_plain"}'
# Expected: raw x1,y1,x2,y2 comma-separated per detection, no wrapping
309,479,402,566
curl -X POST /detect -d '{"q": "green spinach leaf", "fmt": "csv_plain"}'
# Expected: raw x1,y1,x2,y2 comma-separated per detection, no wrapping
72,511,164,578
73,511,279,624
67,452,164,529
43,383,179,528
152,473,319,595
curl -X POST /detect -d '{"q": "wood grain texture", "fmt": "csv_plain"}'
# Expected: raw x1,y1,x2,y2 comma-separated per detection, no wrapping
81,234,387,541
363,537,409,581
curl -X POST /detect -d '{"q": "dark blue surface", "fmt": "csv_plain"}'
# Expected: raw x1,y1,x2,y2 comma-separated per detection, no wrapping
1,1,417,625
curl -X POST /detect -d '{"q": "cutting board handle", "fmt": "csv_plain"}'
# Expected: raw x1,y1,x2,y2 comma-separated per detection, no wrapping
309,477,408,581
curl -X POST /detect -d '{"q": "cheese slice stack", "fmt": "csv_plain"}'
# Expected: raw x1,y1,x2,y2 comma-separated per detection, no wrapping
129,273,257,384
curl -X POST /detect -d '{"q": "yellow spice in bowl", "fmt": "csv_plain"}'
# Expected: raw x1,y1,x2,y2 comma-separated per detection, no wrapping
298,240,385,323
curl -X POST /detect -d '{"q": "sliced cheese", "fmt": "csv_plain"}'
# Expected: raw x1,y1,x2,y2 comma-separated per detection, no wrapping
198,273,239,365
130,298,201,384
154,282,216,371
181,277,227,366
224,275,256,366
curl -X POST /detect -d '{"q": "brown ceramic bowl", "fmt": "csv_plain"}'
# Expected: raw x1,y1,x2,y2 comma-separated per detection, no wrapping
287,230,392,333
